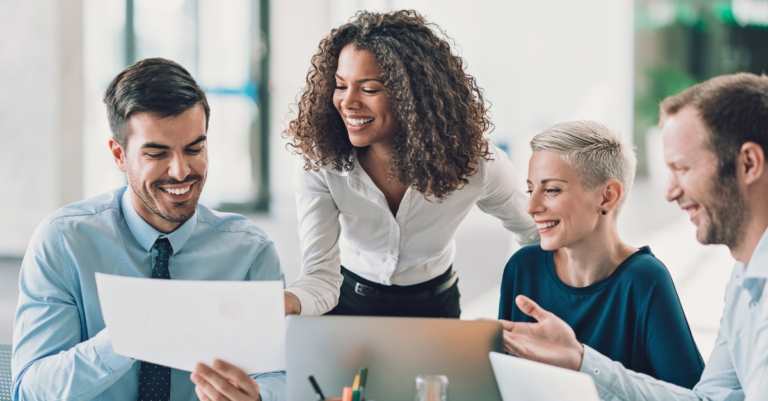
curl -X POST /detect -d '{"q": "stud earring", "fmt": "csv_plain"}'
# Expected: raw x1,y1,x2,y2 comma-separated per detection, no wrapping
601,210,607,215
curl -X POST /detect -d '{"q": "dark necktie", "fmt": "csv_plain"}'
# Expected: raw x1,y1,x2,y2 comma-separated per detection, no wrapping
137,238,173,401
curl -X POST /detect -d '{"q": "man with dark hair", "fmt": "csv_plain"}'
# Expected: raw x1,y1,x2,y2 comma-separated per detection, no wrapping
11,58,285,401
496,73,768,400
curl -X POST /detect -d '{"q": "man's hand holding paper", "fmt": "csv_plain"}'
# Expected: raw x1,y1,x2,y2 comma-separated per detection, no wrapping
192,360,263,401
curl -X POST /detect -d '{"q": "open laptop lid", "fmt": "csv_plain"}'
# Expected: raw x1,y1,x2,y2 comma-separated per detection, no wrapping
287,316,504,401
489,352,600,401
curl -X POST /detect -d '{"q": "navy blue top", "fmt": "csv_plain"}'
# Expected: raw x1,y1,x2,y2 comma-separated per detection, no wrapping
499,245,704,389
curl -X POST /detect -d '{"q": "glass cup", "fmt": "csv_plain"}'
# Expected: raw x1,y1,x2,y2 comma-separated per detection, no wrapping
415,375,448,401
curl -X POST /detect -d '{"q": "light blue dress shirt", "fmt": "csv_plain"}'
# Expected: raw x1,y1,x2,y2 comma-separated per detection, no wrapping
580,227,768,400
12,186,286,401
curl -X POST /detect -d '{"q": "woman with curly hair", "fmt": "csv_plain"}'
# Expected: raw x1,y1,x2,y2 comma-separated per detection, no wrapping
283,10,539,318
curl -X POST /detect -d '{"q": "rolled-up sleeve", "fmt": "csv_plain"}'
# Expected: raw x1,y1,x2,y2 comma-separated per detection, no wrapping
475,145,539,246
286,159,344,316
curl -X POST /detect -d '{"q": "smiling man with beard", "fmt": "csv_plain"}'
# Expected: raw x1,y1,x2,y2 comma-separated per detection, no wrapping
11,58,286,401
495,73,768,400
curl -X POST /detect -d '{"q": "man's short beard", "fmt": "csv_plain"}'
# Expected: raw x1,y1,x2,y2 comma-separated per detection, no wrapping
701,171,748,248
128,173,204,225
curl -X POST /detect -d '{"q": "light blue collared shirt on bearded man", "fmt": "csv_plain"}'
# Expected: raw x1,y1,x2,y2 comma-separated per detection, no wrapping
12,186,286,401
580,226,768,400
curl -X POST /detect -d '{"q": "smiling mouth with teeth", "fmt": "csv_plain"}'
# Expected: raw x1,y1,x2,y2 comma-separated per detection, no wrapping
161,185,192,196
347,117,374,126
536,221,560,229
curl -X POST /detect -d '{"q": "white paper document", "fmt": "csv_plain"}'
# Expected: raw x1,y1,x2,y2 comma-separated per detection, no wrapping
95,273,285,374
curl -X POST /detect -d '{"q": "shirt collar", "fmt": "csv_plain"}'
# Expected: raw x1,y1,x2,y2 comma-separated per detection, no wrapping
738,226,768,303
121,186,197,255
745,226,768,279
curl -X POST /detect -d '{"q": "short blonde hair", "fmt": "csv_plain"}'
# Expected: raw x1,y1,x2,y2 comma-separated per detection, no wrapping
530,121,637,215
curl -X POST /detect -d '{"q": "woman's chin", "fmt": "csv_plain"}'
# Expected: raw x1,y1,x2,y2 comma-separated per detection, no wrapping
350,141,370,149
539,238,562,251
347,136,370,148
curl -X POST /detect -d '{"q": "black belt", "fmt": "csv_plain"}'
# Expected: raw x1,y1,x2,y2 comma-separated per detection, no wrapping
342,268,458,303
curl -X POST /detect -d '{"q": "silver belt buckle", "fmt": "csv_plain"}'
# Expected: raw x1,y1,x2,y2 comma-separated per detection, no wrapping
354,282,369,296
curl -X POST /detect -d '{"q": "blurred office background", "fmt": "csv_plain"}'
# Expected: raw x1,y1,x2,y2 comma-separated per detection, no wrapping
1,0,767,361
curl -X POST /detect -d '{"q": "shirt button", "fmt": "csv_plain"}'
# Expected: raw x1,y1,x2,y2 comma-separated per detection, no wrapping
593,368,600,375
750,301,758,308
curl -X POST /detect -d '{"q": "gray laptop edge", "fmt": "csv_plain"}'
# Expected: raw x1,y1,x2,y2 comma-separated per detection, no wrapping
489,351,601,401
286,316,503,401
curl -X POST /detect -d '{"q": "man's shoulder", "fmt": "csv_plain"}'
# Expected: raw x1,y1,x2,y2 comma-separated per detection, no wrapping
46,188,125,227
25,188,127,266
194,204,269,242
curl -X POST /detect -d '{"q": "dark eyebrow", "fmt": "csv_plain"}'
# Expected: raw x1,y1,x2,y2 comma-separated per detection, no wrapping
186,135,207,147
334,73,383,84
141,142,170,150
140,135,206,150
527,179,568,184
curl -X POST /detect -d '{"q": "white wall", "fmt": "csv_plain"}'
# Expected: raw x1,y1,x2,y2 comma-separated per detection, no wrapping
269,0,334,204
0,0,84,256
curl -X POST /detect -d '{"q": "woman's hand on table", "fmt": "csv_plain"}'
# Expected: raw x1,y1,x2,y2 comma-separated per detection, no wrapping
284,291,302,316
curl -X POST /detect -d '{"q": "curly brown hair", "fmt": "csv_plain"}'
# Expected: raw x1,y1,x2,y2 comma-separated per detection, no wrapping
285,9,493,199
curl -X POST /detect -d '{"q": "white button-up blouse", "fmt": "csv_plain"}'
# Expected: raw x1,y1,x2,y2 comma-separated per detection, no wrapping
286,144,539,316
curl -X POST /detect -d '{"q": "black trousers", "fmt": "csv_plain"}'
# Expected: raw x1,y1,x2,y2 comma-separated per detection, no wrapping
325,266,461,318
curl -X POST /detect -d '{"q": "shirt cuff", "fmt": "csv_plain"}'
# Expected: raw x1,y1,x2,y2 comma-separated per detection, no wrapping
92,328,135,373
253,370,286,401
286,287,320,316
579,344,616,394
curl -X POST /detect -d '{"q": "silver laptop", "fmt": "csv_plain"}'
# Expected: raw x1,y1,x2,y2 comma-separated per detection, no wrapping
286,316,503,401
489,352,600,401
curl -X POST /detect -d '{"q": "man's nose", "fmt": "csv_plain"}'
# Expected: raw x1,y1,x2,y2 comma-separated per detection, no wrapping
664,172,683,203
168,152,191,181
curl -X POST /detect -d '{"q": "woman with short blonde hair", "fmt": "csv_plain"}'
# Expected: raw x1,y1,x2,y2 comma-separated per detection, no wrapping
529,120,636,215
498,120,705,388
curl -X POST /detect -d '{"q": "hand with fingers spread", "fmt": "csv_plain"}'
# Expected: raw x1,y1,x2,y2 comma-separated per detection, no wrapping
500,295,584,371
191,360,262,401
